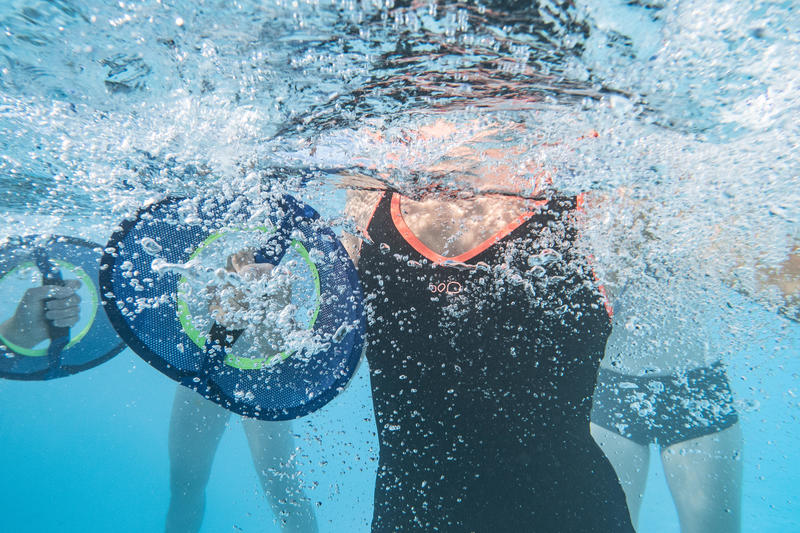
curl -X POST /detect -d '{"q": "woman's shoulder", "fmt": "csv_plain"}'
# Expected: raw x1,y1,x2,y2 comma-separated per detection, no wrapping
340,175,386,263
345,190,384,230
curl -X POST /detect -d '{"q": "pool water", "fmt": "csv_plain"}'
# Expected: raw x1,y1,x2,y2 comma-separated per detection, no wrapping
1,0,798,531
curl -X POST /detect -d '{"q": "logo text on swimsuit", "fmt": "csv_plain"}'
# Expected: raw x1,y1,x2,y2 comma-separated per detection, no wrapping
428,281,462,295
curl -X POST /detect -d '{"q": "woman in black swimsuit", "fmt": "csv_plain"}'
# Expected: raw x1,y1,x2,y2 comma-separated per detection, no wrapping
338,123,635,531
353,190,631,531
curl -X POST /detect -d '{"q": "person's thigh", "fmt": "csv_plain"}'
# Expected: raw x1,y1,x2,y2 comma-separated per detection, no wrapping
166,385,232,532
168,385,231,489
660,423,743,533
590,422,650,528
242,418,319,532
242,418,296,467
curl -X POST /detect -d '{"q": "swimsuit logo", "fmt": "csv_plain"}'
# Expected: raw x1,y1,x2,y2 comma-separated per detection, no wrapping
429,281,462,295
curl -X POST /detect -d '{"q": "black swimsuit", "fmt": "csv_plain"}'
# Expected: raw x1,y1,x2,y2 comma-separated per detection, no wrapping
358,193,633,532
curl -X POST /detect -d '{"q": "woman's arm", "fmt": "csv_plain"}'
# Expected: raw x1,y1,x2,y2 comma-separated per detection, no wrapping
341,180,384,267
577,188,652,304
759,248,800,320
593,189,800,321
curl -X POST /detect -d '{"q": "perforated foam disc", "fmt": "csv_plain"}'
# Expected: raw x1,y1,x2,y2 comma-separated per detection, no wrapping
100,194,365,420
0,235,126,380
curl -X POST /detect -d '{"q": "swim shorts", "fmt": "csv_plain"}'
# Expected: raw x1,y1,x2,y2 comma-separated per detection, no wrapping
590,362,739,448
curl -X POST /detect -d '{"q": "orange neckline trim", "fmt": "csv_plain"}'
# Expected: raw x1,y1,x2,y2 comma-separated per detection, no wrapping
390,193,546,264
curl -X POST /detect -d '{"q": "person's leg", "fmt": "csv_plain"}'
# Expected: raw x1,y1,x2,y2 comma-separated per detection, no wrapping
242,418,319,533
660,423,743,533
590,422,651,529
165,385,231,533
